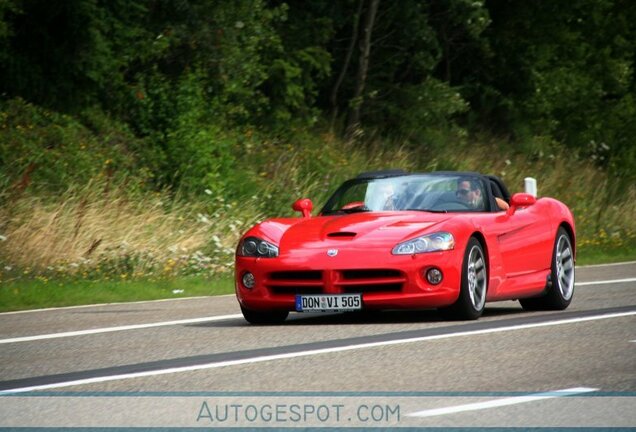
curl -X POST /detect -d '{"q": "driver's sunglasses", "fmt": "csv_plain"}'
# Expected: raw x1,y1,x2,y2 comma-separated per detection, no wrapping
456,189,471,196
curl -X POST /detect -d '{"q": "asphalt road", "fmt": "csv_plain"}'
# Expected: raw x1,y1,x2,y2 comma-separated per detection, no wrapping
1,261,634,428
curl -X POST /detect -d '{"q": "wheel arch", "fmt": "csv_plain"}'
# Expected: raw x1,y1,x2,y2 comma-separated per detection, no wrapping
470,231,489,274
558,222,576,261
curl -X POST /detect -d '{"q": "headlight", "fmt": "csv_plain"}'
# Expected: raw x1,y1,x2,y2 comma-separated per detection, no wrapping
238,236,279,258
392,232,455,255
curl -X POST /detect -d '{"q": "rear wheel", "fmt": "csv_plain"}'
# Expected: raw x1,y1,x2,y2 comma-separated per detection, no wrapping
440,237,487,320
520,227,574,311
240,305,289,325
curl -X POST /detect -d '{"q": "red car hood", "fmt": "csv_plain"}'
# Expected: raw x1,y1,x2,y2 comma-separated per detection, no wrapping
268,212,454,250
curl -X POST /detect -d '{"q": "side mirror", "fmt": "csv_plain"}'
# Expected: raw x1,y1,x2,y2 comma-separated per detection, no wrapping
507,193,536,216
292,198,313,218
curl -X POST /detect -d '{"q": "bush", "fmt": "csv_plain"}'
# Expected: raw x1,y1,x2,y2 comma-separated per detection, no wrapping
0,98,143,198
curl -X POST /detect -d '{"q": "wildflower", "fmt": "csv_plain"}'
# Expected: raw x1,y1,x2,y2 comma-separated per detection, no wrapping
0,234,6,241
4,266,11,271
204,189,213,195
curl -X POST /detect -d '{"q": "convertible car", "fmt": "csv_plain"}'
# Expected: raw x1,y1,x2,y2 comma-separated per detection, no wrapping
235,170,575,323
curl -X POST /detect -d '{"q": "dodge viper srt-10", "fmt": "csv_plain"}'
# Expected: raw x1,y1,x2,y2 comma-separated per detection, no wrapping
235,170,575,324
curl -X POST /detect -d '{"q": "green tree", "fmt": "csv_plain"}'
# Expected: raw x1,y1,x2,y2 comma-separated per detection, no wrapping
481,0,636,183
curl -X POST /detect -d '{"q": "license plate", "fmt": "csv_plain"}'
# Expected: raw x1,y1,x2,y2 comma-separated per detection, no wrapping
295,294,362,312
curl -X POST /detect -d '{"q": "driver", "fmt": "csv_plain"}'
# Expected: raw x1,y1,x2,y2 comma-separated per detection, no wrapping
456,178,484,210
456,178,509,211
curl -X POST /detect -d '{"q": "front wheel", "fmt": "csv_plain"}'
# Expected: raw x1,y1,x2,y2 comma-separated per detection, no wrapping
240,305,289,325
520,227,574,311
439,237,487,320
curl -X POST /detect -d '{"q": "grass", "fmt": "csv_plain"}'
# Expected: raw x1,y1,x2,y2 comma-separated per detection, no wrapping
0,179,256,277
576,244,636,266
0,276,235,312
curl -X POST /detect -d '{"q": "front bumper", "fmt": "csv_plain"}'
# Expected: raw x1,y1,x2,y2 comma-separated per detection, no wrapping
235,247,463,311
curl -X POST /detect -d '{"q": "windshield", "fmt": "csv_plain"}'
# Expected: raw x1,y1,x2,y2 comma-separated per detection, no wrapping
320,174,488,214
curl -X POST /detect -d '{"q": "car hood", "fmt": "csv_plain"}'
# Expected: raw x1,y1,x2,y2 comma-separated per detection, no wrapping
270,212,455,251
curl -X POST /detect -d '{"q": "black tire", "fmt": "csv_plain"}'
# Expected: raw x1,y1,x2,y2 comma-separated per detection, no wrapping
520,227,575,311
439,237,488,320
240,305,289,325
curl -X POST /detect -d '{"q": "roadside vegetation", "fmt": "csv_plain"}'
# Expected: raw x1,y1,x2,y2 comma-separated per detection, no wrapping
1,1,634,311
1,112,634,311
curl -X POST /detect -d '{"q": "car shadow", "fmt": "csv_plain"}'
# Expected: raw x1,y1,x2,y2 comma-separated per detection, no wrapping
282,306,526,325
283,310,442,325
482,306,526,317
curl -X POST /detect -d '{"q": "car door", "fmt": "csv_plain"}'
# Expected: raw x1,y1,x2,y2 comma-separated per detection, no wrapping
491,203,554,278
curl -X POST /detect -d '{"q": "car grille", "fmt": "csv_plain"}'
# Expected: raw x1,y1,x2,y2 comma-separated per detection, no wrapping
270,271,323,281
337,269,405,293
265,269,405,295
267,271,324,295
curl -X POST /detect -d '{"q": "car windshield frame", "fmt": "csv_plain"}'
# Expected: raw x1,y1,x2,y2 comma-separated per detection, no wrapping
320,174,492,215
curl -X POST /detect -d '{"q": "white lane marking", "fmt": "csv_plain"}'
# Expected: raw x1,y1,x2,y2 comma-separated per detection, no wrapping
577,260,636,268
0,314,242,344
1,310,633,394
407,387,598,418
577,277,636,286
0,296,226,316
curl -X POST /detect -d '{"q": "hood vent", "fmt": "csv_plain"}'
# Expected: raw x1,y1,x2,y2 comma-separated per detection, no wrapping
327,231,357,238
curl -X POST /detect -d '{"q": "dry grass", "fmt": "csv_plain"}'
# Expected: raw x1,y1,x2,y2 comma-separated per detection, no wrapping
0,179,262,279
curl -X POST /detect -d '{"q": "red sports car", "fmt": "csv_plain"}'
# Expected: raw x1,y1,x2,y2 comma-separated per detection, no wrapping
235,171,575,324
